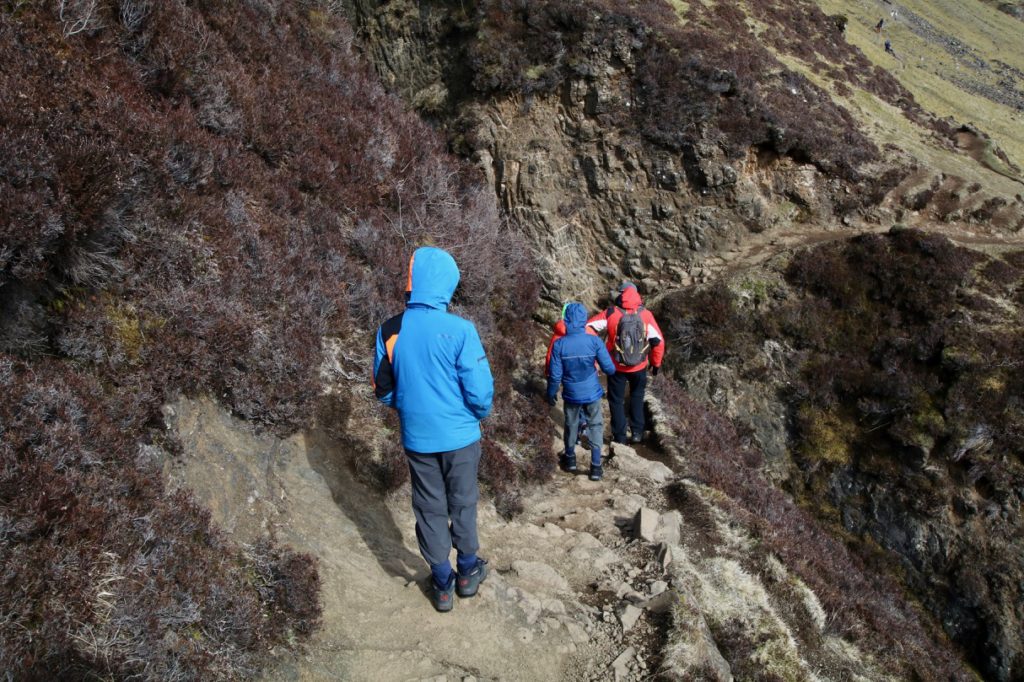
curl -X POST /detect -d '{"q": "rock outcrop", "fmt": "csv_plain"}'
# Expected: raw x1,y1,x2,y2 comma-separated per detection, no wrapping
658,230,1024,680
338,0,1024,317
336,0,891,312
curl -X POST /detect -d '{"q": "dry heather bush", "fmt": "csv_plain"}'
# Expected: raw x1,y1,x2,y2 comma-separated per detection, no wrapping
657,231,1023,678
1,2,539,678
0,358,320,678
650,378,971,680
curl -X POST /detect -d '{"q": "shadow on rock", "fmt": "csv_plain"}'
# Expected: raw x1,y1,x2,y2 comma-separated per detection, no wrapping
305,429,423,582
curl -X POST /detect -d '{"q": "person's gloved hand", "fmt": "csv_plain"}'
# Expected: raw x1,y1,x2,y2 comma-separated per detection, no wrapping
547,395,557,406
650,365,660,376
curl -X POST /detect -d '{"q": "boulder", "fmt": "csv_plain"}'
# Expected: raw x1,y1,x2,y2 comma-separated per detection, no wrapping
655,510,683,546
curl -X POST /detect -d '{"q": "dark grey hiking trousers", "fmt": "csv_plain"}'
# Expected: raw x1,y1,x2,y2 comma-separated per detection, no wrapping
405,440,481,568
563,399,604,461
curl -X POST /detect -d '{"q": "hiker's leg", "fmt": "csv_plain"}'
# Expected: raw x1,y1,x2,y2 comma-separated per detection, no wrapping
407,450,453,583
627,369,648,437
563,402,582,455
584,400,604,466
607,372,628,443
441,441,482,567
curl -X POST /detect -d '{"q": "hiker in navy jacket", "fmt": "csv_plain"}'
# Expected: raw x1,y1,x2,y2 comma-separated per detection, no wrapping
547,302,616,480
372,246,493,612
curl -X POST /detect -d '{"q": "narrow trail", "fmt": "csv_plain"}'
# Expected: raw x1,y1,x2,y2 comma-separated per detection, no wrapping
167,397,682,682
649,217,1024,306
163,218,1024,681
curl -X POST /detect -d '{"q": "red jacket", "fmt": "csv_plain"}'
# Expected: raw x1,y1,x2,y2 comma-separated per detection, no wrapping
545,320,567,374
586,287,665,373
545,318,599,373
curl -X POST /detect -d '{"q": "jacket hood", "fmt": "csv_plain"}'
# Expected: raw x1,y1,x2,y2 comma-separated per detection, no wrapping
407,247,460,309
564,302,588,333
552,319,567,335
619,286,642,311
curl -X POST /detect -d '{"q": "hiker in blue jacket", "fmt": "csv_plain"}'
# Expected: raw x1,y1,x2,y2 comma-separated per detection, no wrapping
547,302,616,481
372,246,494,612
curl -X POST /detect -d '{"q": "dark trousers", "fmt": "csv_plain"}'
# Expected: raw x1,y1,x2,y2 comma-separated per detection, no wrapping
563,399,604,464
607,369,647,443
405,441,481,569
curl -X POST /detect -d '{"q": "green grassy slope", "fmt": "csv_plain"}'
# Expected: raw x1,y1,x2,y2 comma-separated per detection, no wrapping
815,0,1024,189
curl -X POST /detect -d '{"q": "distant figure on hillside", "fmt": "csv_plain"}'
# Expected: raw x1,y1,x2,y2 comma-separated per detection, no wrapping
885,39,896,56
547,302,616,481
587,282,665,446
875,18,885,32
372,246,493,613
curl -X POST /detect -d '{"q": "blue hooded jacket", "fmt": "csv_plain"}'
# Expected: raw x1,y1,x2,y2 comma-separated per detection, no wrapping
373,247,494,453
547,303,616,405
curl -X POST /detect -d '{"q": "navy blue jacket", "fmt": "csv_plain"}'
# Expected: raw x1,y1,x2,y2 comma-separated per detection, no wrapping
373,247,494,453
547,303,616,405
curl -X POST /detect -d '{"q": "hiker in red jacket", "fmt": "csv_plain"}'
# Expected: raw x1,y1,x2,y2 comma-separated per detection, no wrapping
586,283,665,444
545,318,567,375
545,303,600,373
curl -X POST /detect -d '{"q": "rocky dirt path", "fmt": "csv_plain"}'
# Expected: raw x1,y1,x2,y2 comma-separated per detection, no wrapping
165,397,687,682
657,215,1024,304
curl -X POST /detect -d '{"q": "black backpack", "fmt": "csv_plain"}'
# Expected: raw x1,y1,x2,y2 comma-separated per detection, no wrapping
614,307,649,366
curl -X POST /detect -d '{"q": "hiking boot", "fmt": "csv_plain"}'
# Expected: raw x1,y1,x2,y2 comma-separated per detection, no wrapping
431,573,456,612
589,464,603,481
560,452,578,472
456,558,489,598
629,432,643,444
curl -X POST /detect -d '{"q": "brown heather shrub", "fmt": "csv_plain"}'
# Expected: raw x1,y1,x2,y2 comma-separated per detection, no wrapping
1,2,540,678
650,378,971,680
660,231,1023,678
481,438,525,518
0,357,320,679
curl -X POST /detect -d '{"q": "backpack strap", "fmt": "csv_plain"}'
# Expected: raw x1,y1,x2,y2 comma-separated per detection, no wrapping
373,311,404,399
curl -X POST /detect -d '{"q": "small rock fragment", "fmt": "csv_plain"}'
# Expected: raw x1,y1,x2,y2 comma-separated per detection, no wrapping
565,621,590,644
656,542,672,571
618,604,643,632
634,508,659,542
612,646,637,681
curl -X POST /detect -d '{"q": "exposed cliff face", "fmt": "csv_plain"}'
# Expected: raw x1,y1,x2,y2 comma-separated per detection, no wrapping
659,230,1024,680
337,0,894,310
340,0,1023,316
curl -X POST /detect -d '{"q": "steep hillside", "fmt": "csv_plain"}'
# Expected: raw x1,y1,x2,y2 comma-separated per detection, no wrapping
1,2,542,678
336,0,1024,679
659,229,1024,680
4,0,1023,680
